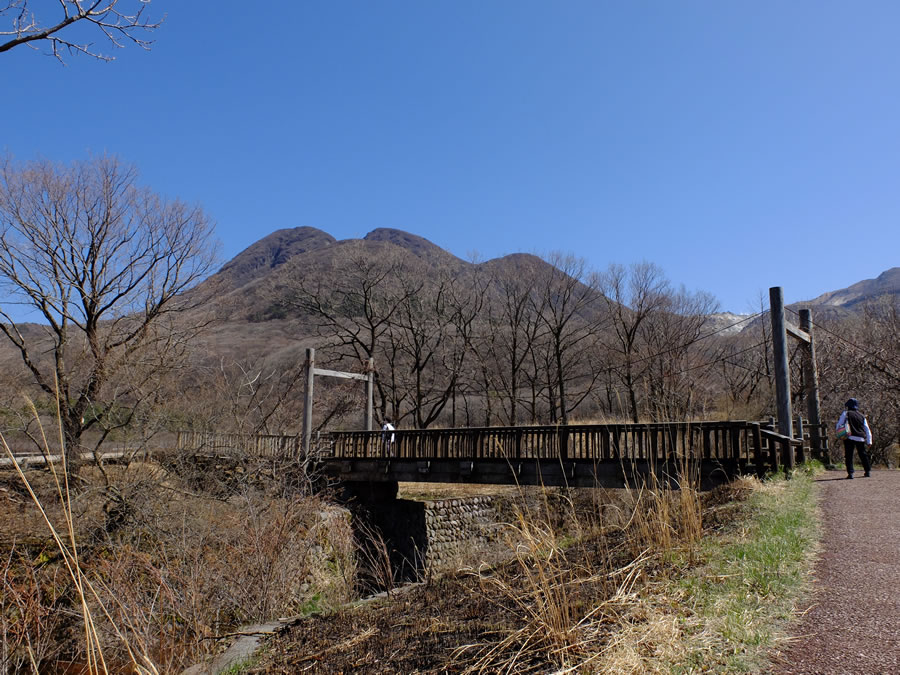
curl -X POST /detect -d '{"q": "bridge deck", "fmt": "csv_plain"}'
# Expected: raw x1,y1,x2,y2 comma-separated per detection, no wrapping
321,420,822,489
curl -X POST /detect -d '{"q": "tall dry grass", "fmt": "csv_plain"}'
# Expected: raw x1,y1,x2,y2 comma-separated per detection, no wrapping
455,466,705,674
1,397,160,675
1,397,358,674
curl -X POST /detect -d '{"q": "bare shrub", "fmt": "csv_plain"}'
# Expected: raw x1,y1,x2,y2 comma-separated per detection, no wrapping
79,479,358,669
2,432,357,673
1,402,161,675
1,547,68,673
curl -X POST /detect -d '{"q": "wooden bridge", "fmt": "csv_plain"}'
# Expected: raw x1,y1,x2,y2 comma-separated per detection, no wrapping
323,419,824,490
6,420,823,491
164,419,826,491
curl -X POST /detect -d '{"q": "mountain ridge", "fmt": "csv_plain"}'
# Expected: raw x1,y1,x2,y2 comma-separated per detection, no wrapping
207,227,898,323
806,267,900,308
215,226,337,290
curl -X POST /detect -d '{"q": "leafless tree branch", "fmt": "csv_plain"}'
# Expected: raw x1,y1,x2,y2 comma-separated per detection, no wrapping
0,154,218,461
0,0,161,63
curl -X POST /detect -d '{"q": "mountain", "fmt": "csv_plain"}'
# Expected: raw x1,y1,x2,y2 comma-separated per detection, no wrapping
705,312,754,336
363,228,453,263
215,227,337,290
187,228,594,365
806,268,900,308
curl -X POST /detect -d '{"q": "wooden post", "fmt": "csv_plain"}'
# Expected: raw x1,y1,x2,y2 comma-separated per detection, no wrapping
767,417,779,472
799,309,823,461
366,357,374,431
769,287,794,469
780,438,792,474
302,348,315,457
752,423,765,477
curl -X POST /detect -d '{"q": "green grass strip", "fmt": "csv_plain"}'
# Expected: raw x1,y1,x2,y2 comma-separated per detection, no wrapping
672,468,822,673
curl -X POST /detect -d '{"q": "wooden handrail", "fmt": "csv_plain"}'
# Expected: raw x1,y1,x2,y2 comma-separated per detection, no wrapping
324,419,817,477
758,428,803,447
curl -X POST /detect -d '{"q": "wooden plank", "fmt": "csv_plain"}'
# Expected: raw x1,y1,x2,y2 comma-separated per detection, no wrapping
799,309,824,460
752,423,765,477
311,367,370,382
785,321,811,344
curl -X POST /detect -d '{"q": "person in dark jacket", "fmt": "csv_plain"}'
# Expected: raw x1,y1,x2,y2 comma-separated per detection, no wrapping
835,398,873,479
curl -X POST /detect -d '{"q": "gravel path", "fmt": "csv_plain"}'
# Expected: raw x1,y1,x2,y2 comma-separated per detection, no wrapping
771,470,900,675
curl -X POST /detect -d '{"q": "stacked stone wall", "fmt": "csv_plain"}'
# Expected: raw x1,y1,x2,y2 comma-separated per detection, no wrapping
350,486,606,581
422,496,500,572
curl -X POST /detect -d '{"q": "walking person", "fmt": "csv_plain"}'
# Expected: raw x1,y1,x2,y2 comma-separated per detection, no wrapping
836,398,872,479
382,418,395,457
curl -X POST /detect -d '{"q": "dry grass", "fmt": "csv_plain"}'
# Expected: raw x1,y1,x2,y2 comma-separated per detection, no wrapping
242,468,808,674
1,401,358,674
446,471,706,674
1,397,160,675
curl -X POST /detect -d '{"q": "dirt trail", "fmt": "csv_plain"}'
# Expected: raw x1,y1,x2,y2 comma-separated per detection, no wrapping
771,470,900,675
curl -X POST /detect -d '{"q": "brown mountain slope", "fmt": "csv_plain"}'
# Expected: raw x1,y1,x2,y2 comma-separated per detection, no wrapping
806,267,900,308
188,229,581,365
214,226,337,290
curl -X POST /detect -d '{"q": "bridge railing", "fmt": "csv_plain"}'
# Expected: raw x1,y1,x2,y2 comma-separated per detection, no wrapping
331,421,755,464
175,430,301,459
328,420,825,474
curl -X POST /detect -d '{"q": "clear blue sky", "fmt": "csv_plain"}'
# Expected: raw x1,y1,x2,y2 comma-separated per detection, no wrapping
4,1,900,313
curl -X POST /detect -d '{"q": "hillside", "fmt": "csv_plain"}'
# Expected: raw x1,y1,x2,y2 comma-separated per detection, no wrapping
2,224,896,382
806,267,900,308
215,226,338,290
192,228,572,350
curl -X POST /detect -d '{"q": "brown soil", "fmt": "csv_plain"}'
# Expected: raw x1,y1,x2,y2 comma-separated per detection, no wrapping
248,486,745,674
770,470,900,674
249,533,634,675
396,481,531,501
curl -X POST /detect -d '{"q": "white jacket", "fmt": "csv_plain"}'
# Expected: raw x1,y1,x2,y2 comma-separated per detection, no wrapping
836,410,872,445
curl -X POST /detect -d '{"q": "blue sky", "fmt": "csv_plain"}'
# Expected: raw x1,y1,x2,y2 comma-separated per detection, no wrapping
3,1,900,313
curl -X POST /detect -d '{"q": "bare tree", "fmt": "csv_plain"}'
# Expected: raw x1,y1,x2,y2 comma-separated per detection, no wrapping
715,334,771,419
0,0,160,62
0,155,217,461
178,358,307,436
534,253,605,425
390,265,485,428
282,244,418,424
639,285,718,420
477,258,544,425
596,262,669,423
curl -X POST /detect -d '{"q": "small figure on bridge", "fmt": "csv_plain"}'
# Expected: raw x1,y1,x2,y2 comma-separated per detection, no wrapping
382,419,395,457
836,398,872,479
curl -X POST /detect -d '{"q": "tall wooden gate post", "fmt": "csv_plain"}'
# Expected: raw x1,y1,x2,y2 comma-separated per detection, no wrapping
366,358,374,432
799,309,824,461
302,348,375,458
769,287,794,470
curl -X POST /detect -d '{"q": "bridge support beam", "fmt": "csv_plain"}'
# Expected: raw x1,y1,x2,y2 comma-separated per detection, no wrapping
321,459,731,491
799,309,824,461
769,287,794,471
302,347,375,457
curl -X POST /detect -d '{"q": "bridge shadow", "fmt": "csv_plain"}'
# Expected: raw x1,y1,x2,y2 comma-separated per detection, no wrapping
339,481,428,591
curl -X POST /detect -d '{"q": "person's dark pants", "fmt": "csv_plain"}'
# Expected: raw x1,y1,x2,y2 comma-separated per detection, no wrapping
843,439,871,477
